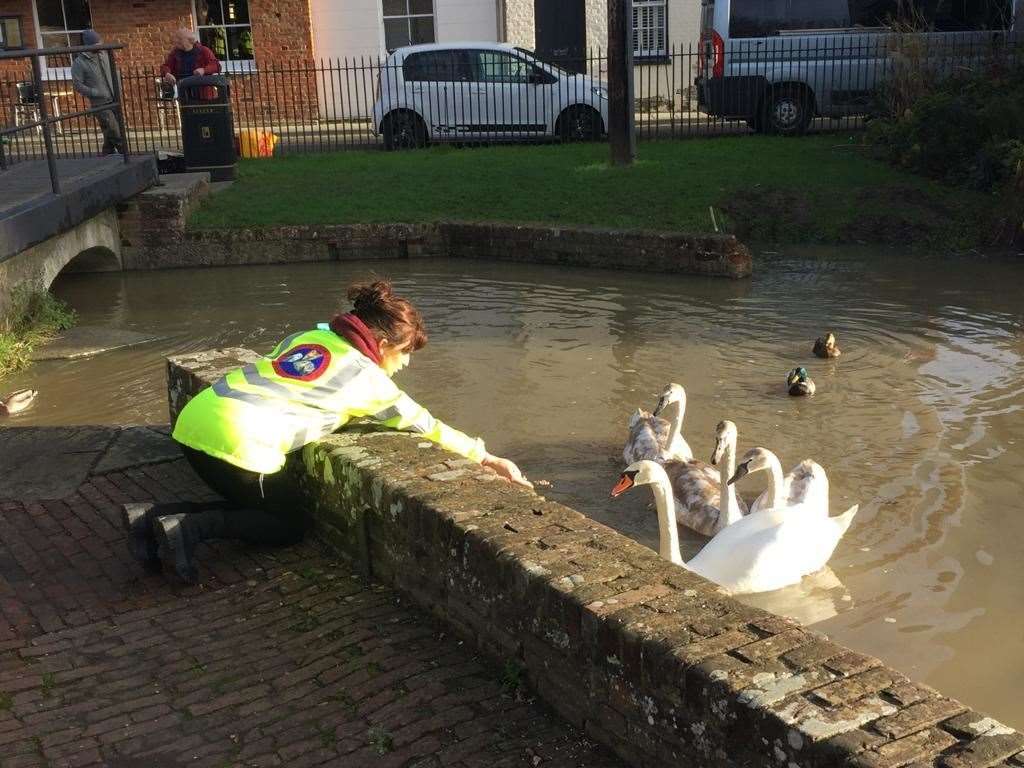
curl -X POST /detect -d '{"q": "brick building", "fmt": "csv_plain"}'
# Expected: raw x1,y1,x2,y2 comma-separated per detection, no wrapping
0,0,700,127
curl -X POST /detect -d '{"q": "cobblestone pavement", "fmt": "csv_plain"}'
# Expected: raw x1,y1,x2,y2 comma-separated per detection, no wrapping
0,428,626,768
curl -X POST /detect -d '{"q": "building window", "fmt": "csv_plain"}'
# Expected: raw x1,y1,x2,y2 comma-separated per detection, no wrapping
195,0,254,69
383,0,435,53
1,16,25,49
34,0,92,69
633,0,667,59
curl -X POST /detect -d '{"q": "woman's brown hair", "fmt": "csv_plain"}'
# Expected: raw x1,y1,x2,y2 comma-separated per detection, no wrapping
331,280,428,351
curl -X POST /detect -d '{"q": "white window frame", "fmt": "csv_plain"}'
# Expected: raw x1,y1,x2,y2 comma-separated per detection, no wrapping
192,0,257,74
32,0,92,80
633,0,668,60
381,0,436,54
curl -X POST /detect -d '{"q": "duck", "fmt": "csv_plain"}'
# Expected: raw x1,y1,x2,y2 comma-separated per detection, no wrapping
622,383,693,464
813,332,841,359
787,367,815,396
732,447,829,517
611,459,859,595
0,389,38,416
615,420,748,537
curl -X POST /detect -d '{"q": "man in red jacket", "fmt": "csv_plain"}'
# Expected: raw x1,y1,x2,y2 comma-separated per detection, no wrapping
161,28,220,86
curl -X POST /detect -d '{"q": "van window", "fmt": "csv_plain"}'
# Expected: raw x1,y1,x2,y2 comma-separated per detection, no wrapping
849,0,1014,30
729,0,849,37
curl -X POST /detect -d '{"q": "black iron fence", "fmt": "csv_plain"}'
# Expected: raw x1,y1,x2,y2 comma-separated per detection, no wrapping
1,34,1019,163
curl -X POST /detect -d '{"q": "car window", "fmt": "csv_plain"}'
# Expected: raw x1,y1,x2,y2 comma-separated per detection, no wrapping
471,51,533,83
403,50,457,81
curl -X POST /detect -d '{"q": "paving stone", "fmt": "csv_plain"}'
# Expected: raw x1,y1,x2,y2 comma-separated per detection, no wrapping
0,438,624,768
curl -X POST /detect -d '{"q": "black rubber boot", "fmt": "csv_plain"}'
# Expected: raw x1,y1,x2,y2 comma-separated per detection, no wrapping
122,502,197,568
152,510,227,585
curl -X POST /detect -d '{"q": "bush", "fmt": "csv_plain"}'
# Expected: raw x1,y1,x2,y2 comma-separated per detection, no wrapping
867,54,1024,191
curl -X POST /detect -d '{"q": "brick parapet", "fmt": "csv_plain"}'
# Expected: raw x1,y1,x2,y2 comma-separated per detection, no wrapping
167,348,1024,768
132,220,754,278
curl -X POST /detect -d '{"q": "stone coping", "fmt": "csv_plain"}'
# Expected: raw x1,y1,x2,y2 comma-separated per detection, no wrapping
168,348,1024,768
131,215,752,278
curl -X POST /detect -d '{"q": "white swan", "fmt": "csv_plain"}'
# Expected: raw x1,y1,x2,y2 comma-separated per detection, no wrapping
616,420,747,537
734,447,829,517
622,383,693,464
611,459,858,595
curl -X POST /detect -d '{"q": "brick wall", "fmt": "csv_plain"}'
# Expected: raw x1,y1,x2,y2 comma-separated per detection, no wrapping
168,350,1024,768
130,221,753,278
0,0,317,128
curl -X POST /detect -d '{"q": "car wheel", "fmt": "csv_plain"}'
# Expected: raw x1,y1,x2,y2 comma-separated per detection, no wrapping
382,111,427,151
557,106,602,142
762,86,813,136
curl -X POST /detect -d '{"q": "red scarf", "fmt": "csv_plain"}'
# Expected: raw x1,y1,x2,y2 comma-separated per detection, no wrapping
330,313,383,367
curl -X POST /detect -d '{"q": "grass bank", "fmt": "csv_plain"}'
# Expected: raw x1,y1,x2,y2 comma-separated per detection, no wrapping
189,135,997,250
0,290,76,380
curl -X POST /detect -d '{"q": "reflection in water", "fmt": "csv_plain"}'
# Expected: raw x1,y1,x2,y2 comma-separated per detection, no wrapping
5,248,1024,727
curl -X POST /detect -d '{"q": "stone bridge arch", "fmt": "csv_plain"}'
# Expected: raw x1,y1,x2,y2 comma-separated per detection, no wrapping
0,209,122,321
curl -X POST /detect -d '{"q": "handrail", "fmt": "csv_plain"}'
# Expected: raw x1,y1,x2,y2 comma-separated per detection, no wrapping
0,43,129,193
0,42,123,60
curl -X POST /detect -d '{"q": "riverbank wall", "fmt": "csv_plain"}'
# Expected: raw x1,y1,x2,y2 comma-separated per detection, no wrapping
168,347,1024,768
117,177,751,278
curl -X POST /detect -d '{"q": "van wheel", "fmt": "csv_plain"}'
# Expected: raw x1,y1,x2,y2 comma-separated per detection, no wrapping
557,106,603,142
763,86,813,135
382,111,427,150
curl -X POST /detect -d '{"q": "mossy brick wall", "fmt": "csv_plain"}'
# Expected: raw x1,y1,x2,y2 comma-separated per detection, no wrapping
168,348,1024,768
146,221,754,278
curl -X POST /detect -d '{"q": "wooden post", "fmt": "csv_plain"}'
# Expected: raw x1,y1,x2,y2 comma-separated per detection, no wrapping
608,0,635,165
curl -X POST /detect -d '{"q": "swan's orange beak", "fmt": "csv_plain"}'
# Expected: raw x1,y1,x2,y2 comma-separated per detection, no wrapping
610,474,634,498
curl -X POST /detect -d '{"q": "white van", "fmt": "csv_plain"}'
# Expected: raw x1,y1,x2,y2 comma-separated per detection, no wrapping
697,0,1019,133
372,42,609,149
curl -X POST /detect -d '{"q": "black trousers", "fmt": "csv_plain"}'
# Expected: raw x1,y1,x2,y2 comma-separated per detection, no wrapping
181,446,306,546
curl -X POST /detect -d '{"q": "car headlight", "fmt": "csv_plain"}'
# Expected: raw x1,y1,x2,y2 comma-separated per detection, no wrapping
591,86,608,99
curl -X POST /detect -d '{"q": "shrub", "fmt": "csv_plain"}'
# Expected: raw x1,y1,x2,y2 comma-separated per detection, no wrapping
868,51,1024,191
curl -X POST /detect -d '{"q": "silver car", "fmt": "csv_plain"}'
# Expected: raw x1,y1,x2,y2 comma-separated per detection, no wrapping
697,0,1020,133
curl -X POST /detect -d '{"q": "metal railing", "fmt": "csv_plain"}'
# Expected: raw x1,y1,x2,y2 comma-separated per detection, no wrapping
1,34,1019,162
0,42,128,190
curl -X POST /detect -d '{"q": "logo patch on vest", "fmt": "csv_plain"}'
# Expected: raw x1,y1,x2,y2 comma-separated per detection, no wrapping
273,344,331,381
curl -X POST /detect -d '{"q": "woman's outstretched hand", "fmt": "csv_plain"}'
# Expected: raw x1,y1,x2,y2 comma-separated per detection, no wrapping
482,454,534,490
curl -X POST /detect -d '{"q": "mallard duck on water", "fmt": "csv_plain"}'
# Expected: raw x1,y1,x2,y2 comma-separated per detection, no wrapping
0,389,38,416
787,367,815,396
813,332,841,358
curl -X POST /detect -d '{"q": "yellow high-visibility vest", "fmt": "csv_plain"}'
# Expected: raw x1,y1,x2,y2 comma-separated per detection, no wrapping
172,328,486,474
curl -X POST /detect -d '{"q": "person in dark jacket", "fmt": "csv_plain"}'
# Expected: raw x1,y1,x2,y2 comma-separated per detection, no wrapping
71,29,124,155
161,28,220,85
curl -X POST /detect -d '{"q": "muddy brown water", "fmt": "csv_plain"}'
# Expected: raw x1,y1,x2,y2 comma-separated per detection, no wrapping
4,249,1023,726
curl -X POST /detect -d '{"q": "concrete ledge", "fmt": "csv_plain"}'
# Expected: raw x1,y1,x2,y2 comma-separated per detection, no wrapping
167,349,1023,768
159,222,752,278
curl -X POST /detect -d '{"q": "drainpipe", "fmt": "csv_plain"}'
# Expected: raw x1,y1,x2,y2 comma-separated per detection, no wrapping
496,0,506,41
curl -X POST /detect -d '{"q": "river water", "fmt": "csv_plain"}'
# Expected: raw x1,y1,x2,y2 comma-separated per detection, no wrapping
5,250,1023,726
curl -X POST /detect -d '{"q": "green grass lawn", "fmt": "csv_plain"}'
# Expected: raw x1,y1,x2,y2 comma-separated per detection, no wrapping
190,135,994,250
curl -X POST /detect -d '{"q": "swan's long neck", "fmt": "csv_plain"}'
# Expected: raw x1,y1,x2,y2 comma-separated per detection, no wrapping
649,465,685,567
765,451,786,509
719,436,743,526
663,398,684,445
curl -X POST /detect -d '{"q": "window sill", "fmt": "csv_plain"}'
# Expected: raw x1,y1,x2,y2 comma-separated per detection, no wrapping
633,55,670,66
41,67,72,81
221,61,257,75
